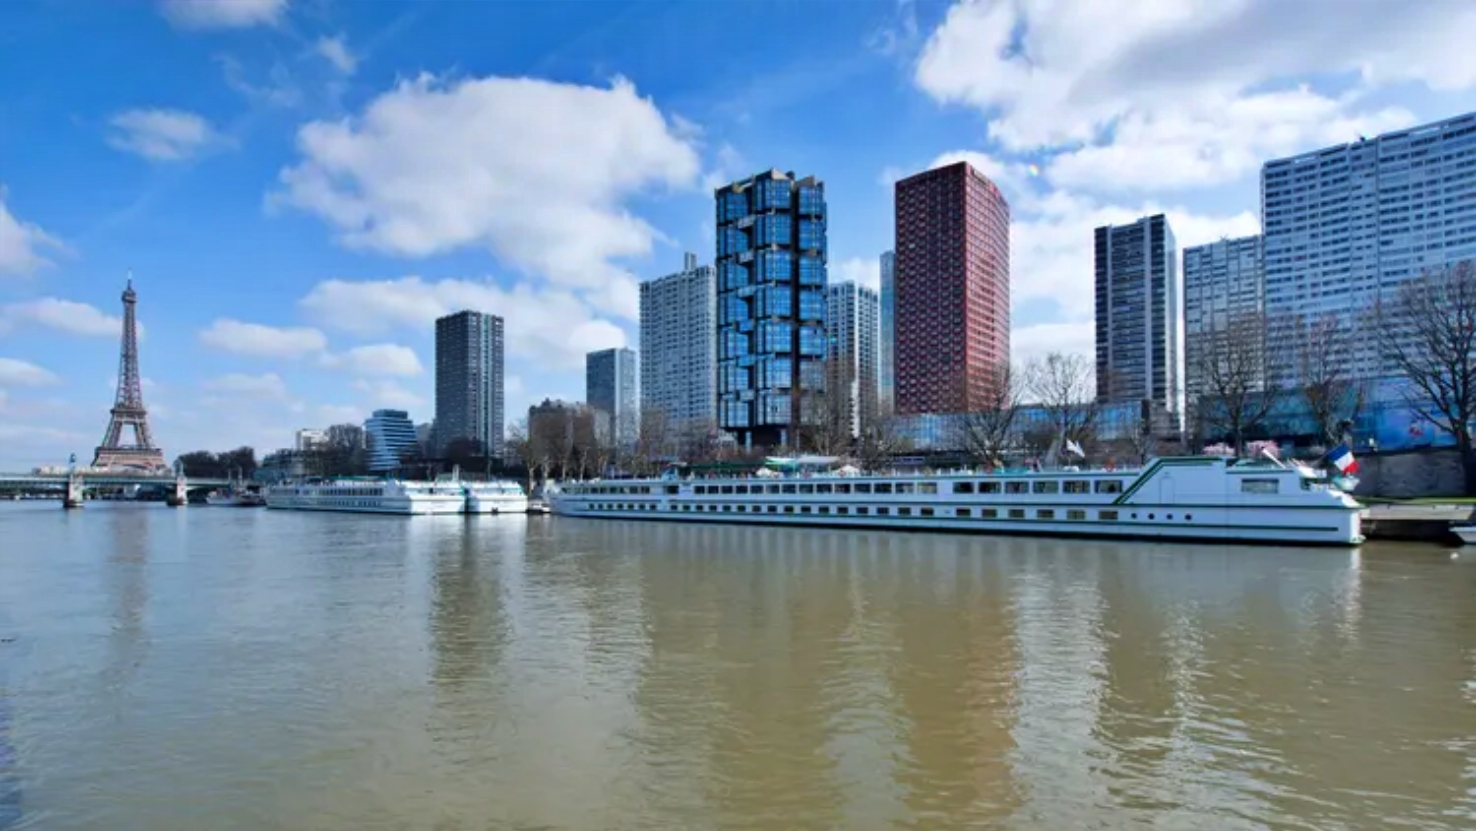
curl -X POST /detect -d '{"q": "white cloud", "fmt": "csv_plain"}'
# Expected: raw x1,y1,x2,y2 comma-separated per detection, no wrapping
270,74,701,321
831,256,882,292
198,318,327,358
299,276,626,371
315,35,357,75
1011,321,1096,366
321,343,424,376
0,190,66,277
352,379,424,410
0,358,59,387
913,0,1476,191
159,0,287,30
0,298,124,337
107,108,226,163
203,372,289,399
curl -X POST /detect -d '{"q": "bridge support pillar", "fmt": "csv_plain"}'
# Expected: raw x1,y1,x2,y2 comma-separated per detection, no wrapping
165,476,188,507
63,474,84,509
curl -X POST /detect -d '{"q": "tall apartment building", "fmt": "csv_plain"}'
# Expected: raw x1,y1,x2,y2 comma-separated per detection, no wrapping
294,428,328,452
1094,214,1180,412
1262,111,1476,387
878,250,896,412
364,408,418,473
825,281,880,437
434,310,504,459
1182,235,1264,406
894,161,1011,415
715,169,828,448
586,347,638,449
640,253,717,433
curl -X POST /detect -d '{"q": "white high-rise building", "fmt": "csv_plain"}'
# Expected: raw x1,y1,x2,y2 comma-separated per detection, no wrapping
1262,111,1476,387
878,250,895,412
294,428,328,452
1094,214,1180,413
639,252,717,433
1183,235,1264,405
825,281,880,437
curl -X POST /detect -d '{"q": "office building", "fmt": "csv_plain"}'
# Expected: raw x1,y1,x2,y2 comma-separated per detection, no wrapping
878,250,895,411
1262,111,1476,386
294,428,328,452
364,409,418,473
716,169,827,447
1182,235,1264,406
894,161,1011,415
825,281,880,437
640,253,717,435
1094,214,1180,412
434,310,504,459
586,347,638,448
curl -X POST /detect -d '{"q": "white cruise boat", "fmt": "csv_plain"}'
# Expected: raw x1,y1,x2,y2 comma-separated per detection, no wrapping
462,480,530,514
265,478,465,515
549,456,1365,546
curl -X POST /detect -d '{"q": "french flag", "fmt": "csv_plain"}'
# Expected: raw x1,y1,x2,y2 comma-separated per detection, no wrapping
1328,443,1359,475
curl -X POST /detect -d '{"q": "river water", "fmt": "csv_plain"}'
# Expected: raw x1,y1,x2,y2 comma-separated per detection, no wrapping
1,501,1473,830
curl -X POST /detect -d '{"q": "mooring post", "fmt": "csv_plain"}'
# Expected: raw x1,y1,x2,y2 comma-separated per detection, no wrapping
165,475,188,507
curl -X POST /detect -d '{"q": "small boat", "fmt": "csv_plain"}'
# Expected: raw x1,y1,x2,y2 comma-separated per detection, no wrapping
1451,508,1476,545
265,477,465,515
526,500,551,515
462,480,530,515
205,483,266,507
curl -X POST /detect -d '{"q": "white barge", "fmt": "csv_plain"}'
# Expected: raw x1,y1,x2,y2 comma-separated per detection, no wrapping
463,480,530,514
265,478,466,515
549,456,1364,546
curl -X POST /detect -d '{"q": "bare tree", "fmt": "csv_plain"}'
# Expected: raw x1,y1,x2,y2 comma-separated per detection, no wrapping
856,403,908,471
958,362,1023,467
1378,261,1476,494
631,408,674,477
1196,311,1276,453
1025,352,1099,461
1295,313,1368,450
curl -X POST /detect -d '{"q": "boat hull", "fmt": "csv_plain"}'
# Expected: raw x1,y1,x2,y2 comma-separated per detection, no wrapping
465,495,530,514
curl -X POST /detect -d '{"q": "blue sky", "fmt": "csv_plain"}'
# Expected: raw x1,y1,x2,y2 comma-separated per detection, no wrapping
2,0,1475,469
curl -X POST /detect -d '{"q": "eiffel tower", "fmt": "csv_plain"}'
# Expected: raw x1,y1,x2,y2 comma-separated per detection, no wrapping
93,275,169,471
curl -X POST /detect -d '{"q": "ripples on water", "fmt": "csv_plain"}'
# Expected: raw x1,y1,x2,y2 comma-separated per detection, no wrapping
0,502,1473,830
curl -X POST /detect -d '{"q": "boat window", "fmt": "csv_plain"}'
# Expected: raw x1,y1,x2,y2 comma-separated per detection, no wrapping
955,507,970,517
1005,481,1028,494
665,485,679,495
800,506,812,514
1033,481,1059,494
815,483,833,494
1099,510,1118,521
721,485,734,495
837,506,849,515
799,484,814,494
735,485,748,494
896,483,915,494
919,482,938,495
980,508,997,519
857,507,869,515
877,507,890,516
818,506,829,514
954,482,975,494
854,483,872,494
782,484,797,494
834,483,851,494
1063,481,1092,494
1008,508,1025,519
1037,509,1055,519
723,505,732,512
783,506,794,513
1242,479,1279,494
899,507,912,516
695,485,707,495
920,507,934,517
874,483,893,494
767,506,778,513
1094,480,1123,494
980,482,1001,494
1067,509,1086,520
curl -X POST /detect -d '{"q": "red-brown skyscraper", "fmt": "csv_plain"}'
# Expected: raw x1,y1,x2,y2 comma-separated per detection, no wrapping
894,161,1010,414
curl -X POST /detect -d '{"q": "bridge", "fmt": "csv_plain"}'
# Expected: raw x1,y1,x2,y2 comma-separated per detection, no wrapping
0,471,234,507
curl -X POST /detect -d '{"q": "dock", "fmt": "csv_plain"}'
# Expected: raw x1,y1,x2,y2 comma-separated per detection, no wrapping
1361,503,1470,543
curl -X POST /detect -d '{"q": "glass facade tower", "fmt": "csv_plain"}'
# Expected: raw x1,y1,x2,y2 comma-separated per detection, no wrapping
434,310,504,460
878,250,896,412
1094,214,1180,413
715,169,827,448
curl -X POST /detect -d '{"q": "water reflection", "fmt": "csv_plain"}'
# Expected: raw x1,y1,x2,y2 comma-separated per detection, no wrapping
0,505,1474,830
